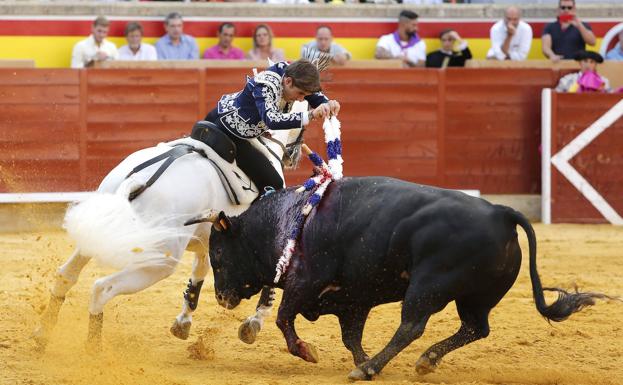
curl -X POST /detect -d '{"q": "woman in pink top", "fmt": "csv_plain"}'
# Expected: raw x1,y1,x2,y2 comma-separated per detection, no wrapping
247,24,285,62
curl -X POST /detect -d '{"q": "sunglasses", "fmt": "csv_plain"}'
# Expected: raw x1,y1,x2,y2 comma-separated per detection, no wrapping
560,5,573,10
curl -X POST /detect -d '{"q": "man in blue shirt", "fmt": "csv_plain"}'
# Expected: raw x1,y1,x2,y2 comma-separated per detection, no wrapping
605,30,623,61
155,12,199,60
542,0,596,61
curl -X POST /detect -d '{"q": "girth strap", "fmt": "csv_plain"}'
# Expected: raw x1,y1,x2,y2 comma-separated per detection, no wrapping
126,144,197,201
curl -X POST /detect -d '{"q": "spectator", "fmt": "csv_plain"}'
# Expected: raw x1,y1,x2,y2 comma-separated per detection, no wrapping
555,50,610,93
605,30,623,61
203,22,245,60
301,26,351,66
486,6,533,61
426,29,471,68
375,10,425,67
70,16,118,69
247,24,285,62
155,12,199,60
542,0,596,61
118,22,157,61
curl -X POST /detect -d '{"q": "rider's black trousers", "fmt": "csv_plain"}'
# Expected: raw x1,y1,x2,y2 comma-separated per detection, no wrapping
205,109,284,196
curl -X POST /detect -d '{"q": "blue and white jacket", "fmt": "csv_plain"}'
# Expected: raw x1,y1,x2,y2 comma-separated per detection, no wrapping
216,61,329,139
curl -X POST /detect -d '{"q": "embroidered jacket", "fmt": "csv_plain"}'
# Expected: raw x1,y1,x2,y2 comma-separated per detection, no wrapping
216,61,329,139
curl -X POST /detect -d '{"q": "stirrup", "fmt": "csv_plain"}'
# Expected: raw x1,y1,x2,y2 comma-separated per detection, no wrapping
260,186,276,200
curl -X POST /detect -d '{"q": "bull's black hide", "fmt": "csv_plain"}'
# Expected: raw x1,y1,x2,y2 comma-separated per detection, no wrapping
206,176,605,381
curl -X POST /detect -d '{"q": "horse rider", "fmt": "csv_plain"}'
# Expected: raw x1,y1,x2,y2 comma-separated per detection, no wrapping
202,58,340,197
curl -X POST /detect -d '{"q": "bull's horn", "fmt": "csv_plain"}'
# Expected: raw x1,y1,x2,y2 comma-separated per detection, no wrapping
184,209,220,227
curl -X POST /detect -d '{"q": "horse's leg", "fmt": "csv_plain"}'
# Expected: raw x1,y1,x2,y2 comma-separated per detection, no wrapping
238,286,276,344
171,249,209,340
33,248,91,349
86,256,177,353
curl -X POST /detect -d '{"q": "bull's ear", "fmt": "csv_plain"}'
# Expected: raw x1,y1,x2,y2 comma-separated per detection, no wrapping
217,211,232,232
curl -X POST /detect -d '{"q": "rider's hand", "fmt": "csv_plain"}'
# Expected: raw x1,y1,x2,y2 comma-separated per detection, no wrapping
312,103,331,120
327,100,340,117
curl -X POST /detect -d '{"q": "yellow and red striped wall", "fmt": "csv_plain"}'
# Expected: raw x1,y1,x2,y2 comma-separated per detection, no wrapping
0,16,620,68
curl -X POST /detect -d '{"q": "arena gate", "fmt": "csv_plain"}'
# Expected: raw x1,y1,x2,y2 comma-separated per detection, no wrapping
541,89,623,224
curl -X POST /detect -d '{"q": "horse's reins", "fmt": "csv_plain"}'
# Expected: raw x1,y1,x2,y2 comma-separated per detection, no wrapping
259,127,306,167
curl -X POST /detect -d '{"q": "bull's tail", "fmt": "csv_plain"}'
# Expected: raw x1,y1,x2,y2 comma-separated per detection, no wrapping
507,208,612,322
64,178,178,270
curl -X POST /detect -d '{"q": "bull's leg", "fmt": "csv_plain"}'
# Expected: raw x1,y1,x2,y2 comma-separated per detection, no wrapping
348,280,450,381
171,250,209,340
238,286,275,344
337,306,372,366
33,248,91,350
275,283,323,363
415,301,491,375
87,257,177,353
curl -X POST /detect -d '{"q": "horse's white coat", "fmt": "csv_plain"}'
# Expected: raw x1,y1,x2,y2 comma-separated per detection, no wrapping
35,108,306,347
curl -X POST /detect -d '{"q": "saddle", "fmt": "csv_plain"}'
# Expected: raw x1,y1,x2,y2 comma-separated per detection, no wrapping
125,121,282,205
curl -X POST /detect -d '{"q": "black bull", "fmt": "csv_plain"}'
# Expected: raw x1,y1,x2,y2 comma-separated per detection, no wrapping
199,176,606,381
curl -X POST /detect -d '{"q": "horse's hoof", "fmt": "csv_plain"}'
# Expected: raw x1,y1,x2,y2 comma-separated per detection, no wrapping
348,367,374,381
296,340,319,363
415,354,437,375
170,320,192,340
31,327,49,351
238,318,261,345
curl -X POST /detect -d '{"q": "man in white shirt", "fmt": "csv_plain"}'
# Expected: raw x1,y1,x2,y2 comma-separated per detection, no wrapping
375,10,426,67
487,6,533,61
118,22,157,61
70,16,118,68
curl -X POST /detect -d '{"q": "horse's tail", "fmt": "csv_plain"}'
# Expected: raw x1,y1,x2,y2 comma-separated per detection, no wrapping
506,207,614,322
64,178,177,270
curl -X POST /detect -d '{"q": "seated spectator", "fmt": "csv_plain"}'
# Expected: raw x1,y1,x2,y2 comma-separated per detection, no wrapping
426,29,471,68
300,26,351,66
605,30,623,61
375,10,425,67
247,24,285,62
555,50,610,93
486,6,532,61
71,16,118,68
155,12,199,60
118,22,157,61
203,22,245,60
542,0,596,61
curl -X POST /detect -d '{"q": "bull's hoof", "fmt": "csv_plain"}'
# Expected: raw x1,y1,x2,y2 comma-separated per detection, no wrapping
348,367,375,381
170,320,192,340
238,318,261,345
296,339,319,363
415,354,437,375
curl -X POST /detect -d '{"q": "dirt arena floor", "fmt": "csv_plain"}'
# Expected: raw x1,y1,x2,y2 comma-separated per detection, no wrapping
1,224,622,385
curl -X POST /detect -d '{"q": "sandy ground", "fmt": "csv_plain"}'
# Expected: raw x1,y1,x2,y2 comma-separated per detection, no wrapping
1,224,622,385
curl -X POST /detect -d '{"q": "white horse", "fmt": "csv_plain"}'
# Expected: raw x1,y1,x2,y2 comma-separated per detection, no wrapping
33,120,304,352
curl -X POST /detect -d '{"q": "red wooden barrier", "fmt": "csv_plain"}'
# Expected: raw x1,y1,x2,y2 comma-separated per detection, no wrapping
0,67,559,194
544,92,623,224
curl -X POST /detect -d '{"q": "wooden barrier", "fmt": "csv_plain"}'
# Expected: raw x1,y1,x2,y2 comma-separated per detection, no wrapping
0,59,35,68
0,67,562,195
542,90,623,224
467,59,623,89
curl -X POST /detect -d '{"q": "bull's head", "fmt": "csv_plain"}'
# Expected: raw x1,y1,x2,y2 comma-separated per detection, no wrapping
186,210,264,310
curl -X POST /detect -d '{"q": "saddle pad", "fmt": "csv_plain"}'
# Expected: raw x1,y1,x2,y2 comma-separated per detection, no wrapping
161,137,262,205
